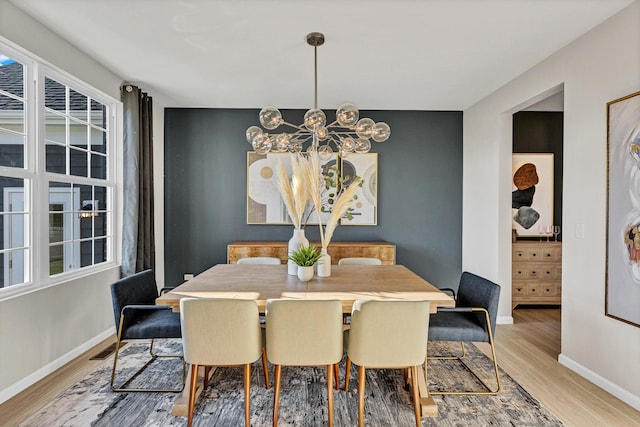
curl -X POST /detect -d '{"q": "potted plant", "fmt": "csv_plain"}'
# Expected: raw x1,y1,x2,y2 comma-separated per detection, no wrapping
288,244,322,281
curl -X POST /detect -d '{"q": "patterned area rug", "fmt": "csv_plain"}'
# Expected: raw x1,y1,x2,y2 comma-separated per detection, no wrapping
21,340,563,426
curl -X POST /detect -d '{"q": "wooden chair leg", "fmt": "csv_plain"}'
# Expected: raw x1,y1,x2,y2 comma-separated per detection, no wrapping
244,363,251,427
411,366,421,427
327,365,334,427
344,357,352,391
203,366,211,390
333,363,339,390
404,368,409,385
273,364,282,427
187,364,198,427
358,365,366,427
262,348,270,389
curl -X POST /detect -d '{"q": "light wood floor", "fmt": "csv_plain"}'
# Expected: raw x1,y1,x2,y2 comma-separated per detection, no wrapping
2,307,639,426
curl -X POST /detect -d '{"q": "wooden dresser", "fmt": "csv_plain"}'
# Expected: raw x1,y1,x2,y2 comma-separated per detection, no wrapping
512,241,562,308
227,241,396,265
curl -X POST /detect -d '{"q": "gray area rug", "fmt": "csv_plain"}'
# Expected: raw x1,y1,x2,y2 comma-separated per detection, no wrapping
21,340,563,426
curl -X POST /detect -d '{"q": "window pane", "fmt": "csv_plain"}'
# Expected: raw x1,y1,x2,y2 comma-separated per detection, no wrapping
80,240,92,267
95,238,107,263
45,110,66,144
0,129,24,168
93,212,107,238
0,57,23,98
0,93,24,134
91,154,106,179
45,77,65,112
49,242,65,275
69,147,88,177
0,249,27,288
90,127,106,154
90,99,106,129
46,144,66,174
70,121,88,147
95,186,107,211
69,89,87,122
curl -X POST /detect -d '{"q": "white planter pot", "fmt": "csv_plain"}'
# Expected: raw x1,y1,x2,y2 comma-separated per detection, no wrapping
287,228,309,275
317,249,331,277
297,265,314,282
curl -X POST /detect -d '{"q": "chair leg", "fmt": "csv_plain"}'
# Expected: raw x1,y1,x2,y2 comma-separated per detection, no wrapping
262,348,270,389
203,366,211,390
344,357,351,391
273,364,282,427
244,363,251,427
410,366,421,427
357,365,366,427
333,363,339,390
187,364,198,427
327,365,334,427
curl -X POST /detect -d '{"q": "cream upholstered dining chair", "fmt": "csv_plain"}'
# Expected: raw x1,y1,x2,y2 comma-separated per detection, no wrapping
236,257,282,265
266,299,344,427
337,257,382,265
180,298,267,427
344,299,430,427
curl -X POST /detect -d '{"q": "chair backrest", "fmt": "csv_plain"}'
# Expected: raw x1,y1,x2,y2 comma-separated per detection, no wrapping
266,299,343,366
456,272,501,336
236,257,281,265
180,298,262,366
337,257,382,266
110,269,158,329
348,299,430,367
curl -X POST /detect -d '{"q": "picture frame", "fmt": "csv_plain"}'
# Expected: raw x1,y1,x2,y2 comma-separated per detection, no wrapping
246,151,338,225
606,90,640,328
511,153,554,237
341,153,378,225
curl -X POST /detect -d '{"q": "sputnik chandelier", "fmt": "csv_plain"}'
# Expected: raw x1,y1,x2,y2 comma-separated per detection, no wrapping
246,32,390,158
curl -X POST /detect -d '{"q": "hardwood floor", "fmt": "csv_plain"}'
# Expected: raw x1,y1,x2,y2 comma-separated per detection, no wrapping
2,307,639,426
476,306,640,427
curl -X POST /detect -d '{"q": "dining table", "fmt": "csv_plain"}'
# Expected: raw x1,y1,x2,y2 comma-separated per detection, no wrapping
156,263,455,418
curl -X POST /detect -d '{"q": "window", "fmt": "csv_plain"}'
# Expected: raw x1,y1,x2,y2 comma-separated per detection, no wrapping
0,43,116,295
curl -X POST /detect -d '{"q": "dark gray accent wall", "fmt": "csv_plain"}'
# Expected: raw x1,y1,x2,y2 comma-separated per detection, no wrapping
164,109,462,289
513,111,564,238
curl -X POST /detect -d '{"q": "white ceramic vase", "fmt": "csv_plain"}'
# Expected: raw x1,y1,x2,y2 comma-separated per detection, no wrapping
297,265,314,282
317,248,331,277
288,228,309,275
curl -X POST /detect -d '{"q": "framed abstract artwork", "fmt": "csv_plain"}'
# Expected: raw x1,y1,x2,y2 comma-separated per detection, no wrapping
341,153,378,225
511,153,554,237
606,91,640,328
246,152,338,225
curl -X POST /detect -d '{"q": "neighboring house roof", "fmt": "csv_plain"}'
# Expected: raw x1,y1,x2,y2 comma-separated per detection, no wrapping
0,61,99,111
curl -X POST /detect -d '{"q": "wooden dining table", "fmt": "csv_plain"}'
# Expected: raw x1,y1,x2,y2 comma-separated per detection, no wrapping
156,263,455,418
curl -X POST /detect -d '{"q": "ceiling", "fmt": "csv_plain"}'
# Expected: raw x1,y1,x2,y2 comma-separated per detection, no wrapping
8,0,635,110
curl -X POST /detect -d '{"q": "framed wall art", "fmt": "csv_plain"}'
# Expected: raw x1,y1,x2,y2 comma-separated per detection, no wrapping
606,90,640,328
512,153,554,237
246,152,338,225
341,153,378,225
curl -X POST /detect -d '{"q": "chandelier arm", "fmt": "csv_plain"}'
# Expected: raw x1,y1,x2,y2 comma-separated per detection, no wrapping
278,120,306,131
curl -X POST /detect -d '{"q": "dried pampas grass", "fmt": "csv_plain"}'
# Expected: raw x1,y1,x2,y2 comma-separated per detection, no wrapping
323,176,361,250
274,154,309,229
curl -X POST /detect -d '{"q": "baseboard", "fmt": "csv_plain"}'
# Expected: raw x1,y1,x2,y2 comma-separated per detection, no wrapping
0,327,115,405
497,315,514,324
558,353,640,411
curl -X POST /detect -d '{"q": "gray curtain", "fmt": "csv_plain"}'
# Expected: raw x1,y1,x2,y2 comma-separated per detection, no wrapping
121,84,155,276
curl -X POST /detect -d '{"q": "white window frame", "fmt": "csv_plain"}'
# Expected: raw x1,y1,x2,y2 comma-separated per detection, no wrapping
0,38,118,300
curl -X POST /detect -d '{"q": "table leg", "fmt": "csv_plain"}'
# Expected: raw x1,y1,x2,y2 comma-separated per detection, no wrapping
171,364,214,417
417,361,438,417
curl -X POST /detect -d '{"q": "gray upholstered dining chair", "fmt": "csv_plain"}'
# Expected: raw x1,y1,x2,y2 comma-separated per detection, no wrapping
236,256,282,265
344,299,430,427
109,269,185,392
180,298,266,427
266,299,344,427
337,257,382,265
427,271,501,395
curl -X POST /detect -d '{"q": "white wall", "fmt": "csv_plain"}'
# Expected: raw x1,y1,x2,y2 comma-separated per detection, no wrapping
464,1,640,410
0,0,124,402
